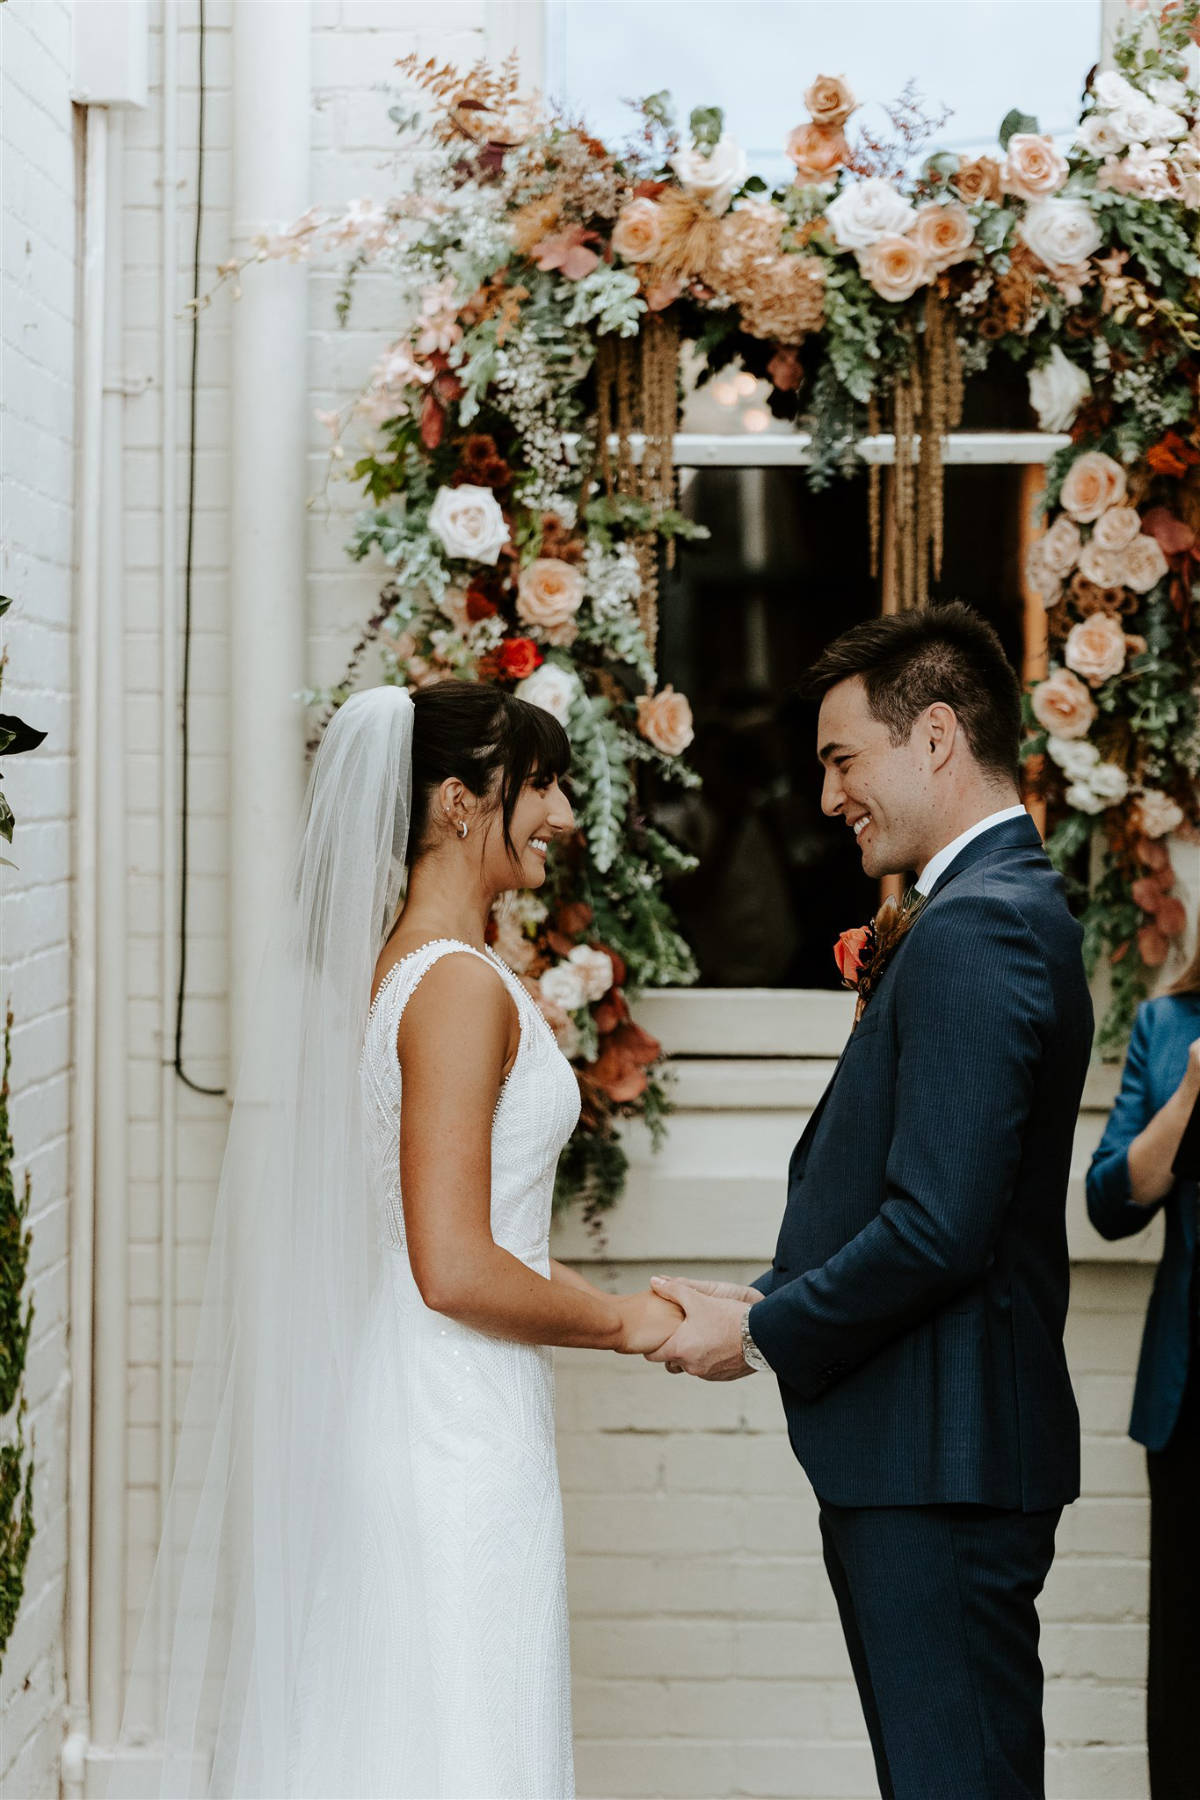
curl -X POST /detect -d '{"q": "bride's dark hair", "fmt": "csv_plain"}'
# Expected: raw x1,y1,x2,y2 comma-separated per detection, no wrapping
408,678,571,861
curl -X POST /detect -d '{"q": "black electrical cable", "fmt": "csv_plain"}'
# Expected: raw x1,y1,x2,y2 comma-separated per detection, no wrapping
174,0,225,1098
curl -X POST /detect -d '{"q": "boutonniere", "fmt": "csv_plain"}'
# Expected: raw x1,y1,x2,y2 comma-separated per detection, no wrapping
834,888,928,1023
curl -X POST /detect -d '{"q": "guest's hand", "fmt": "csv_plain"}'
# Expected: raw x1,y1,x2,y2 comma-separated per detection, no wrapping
643,1276,755,1381
614,1289,685,1355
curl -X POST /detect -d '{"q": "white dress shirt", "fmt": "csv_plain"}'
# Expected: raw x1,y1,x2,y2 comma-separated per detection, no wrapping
915,804,1028,897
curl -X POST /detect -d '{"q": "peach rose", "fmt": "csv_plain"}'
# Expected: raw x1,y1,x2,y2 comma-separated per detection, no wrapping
1040,514,1082,578
636,684,695,756
1002,133,1069,200
515,557,585,630
910,201,975,271
804,73,857,128
1092,506,1142,553
1121,534,1170,594
1064,612,1127,686
857,234,933,303
1059,450,1127,523
1076,539,1127,590
951,156,1003,203
1030,668,1098,739
611,198,665,265
786,122,848,183
1139,922,1171,968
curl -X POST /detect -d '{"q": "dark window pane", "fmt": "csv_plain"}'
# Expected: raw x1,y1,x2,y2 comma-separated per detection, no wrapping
650,462,1027,989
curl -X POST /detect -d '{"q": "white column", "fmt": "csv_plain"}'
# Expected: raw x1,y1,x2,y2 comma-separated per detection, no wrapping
67,100,106,1782
229,0,310,1068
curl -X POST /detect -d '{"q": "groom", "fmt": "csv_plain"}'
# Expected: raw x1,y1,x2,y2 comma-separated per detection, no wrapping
649,604,1092,1800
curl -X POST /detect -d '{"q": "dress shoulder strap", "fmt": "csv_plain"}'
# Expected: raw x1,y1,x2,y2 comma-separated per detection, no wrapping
368,937,521,1039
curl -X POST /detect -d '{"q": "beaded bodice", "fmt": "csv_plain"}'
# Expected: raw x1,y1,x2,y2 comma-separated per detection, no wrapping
360,938,581,1270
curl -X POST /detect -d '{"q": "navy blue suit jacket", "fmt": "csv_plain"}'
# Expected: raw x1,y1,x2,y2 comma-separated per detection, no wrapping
748,814,1092,1510
1086,994,1199,1452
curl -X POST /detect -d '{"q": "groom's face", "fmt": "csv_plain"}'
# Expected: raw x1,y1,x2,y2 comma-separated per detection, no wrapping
817,676,933,879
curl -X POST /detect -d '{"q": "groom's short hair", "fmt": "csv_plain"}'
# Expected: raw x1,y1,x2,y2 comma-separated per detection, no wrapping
803,602,1022,784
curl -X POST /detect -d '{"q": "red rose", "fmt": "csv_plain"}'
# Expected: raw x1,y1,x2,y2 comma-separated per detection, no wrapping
497,637,543,680
834,925,870,988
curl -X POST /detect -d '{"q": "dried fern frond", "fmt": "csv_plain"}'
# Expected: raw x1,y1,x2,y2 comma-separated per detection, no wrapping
394,51,523,143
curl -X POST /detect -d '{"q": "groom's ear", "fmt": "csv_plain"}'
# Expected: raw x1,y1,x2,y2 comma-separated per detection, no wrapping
924,703,958,771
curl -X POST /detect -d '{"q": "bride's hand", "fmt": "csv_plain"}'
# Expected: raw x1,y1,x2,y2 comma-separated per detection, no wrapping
615,1289,685,1355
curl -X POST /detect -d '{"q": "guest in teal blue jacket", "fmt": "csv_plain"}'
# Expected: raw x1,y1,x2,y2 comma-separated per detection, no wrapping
1087,985,1200,1799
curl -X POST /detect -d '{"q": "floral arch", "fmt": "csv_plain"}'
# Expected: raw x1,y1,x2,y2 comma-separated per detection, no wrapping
221,1,1200,1212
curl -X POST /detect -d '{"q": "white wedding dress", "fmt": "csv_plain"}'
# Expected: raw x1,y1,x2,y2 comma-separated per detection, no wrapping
288,938,581,1800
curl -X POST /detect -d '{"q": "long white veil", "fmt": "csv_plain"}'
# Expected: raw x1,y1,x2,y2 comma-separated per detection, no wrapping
109,685,415,1796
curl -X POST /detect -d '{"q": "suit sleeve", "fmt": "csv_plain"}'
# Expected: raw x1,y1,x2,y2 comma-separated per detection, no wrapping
1086,1004,1165,1241
748,892,1049,1399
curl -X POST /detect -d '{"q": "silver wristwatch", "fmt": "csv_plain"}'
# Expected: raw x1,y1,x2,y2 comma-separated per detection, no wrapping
740,1306,769,1373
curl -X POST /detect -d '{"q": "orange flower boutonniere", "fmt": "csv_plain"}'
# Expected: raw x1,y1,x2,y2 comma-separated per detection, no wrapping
835,889,928,1022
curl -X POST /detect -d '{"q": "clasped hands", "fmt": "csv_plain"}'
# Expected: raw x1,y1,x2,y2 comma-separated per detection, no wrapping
619,1278,761,1381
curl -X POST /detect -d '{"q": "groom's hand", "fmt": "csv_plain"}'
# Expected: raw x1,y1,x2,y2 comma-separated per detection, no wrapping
643,1276,755,1381
668,1277,762,1306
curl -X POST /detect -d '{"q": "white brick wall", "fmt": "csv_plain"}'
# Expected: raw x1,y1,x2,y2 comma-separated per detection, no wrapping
0,2,1168,1795
0,2,77,1793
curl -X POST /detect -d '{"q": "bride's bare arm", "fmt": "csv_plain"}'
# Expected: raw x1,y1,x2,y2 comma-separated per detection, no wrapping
396,955,681,1353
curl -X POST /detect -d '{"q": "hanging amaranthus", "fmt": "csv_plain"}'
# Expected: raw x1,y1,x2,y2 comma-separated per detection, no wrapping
593,312,681,670
885,291,963,608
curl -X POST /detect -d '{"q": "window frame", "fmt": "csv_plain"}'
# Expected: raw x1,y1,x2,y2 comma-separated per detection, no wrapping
646,427,1068,1051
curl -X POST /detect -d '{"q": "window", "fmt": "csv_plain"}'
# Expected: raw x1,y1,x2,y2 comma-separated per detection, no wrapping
526,0,1104,1035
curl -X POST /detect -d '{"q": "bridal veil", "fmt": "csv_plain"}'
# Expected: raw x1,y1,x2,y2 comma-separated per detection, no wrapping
108,686,415,1796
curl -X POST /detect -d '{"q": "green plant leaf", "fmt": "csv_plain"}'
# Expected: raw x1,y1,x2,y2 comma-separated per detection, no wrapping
998,108,1039,148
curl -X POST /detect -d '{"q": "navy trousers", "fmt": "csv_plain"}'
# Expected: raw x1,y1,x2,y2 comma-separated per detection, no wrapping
818,1501,1062,1800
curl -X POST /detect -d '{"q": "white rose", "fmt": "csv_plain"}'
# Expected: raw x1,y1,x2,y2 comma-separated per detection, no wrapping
1041,514,1083,578
515,662,580,727
1093,71,1140,111
1088,761,1130,805
1111,98,1187,145
567,943,615,1002
826,178,917,250
539,962,587,1013
1028,345,1091,433
1147,75,1190,110
1136,788,1185,838
1065,780,1107,815
1018,198,1103,271
427,484,510,565
1077,539,1127,590
670,135,748,215
1046,735,1100,780
1076,113,1125,158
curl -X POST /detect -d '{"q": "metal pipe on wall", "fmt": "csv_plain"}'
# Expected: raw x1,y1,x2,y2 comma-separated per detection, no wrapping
228,0,311,1071
156,0,181,1727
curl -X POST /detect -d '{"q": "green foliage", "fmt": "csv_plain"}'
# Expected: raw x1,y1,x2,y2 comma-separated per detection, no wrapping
688,106,724,152
0,1009,35,1670
998,108,1038,149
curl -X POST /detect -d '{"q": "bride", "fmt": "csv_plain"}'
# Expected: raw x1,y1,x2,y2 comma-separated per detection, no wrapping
112,681,683,1799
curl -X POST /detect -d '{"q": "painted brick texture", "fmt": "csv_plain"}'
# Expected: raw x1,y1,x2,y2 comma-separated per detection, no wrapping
0,2,77,1793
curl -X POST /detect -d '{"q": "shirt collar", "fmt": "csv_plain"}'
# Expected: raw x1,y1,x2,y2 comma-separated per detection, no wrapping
915,804,1028,897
